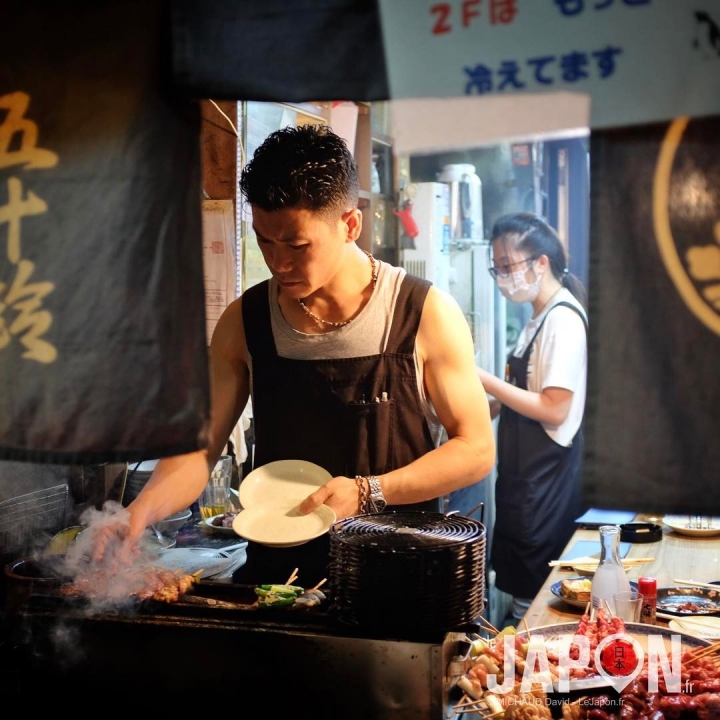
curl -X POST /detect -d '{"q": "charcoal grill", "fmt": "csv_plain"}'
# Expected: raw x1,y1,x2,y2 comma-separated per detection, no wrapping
0,565,479,718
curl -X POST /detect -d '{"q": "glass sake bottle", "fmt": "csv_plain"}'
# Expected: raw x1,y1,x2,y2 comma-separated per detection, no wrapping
590,525,631,613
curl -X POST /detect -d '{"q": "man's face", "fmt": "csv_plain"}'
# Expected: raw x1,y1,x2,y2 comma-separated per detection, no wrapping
252,206,359,298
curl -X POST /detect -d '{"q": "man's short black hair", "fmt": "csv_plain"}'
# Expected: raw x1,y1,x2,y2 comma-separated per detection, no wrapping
239,124,359,216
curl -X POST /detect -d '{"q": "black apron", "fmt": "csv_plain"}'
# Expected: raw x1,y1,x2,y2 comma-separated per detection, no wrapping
234,274,440,587
491,301,588,599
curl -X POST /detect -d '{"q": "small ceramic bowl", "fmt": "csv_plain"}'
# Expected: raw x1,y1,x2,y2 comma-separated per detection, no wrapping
152,508,192,538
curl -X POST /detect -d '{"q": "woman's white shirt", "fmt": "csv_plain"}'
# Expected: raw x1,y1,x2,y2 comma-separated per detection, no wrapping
511,288,587,446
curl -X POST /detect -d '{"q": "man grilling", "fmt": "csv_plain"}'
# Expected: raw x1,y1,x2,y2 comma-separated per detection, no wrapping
93,124,495,585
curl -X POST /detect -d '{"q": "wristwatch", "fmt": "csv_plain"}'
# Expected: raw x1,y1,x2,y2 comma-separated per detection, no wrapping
367,475,387,512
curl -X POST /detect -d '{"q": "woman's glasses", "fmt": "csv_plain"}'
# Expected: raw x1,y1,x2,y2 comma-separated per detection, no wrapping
488,256,537,280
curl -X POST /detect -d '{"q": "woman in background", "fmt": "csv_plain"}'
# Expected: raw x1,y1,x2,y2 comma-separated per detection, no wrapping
478,212,588,622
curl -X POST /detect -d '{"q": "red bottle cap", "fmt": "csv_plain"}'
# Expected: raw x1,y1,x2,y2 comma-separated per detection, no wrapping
638,577,657,594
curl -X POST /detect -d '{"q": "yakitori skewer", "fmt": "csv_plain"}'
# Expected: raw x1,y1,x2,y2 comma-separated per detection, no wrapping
686,640,720,664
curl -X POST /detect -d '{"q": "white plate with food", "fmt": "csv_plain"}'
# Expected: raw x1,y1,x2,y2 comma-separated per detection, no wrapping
202,512,240,535
238,460,331,510
662,515,720,537
232,503,336,547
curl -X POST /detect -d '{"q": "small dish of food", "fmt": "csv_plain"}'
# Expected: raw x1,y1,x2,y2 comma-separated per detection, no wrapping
657,586,720,615
203,511,240,535
551,577,639,609
551,576,593,608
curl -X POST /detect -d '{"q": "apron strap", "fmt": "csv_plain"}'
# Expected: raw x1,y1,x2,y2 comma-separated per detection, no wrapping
521,300,588,361
385,274,432,355
241,280,276,359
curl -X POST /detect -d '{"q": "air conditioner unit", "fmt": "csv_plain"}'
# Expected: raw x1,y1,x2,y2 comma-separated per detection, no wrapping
400,182,451,293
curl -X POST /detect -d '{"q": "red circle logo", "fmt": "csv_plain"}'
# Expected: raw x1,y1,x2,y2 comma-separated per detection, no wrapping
600,638,638,676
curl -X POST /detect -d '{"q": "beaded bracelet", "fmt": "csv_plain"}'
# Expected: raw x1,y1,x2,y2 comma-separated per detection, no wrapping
354,475,369,514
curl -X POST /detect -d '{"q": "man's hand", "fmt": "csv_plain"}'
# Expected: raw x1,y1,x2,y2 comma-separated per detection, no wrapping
88,510,146,565
299,476,360,520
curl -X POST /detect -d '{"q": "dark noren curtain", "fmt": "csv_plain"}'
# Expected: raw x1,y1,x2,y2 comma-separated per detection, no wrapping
0,0,210,464
583,115,720,514
170,0,389,101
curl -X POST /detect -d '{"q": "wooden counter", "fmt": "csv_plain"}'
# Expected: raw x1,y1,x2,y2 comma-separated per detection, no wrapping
522,514,720,629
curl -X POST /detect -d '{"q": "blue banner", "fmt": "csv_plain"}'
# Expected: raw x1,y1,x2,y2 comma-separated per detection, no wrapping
378,0,720,128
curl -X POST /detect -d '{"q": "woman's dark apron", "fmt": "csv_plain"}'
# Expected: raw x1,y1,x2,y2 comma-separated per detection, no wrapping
491,301,588,599
234,274,440,587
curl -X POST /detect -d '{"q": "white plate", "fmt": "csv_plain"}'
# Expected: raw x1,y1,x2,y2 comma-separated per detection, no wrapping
239,460,331,509
668,616,720,639
202,513,240,535
154,546,246,578
662,515,720,537
232,503,336,547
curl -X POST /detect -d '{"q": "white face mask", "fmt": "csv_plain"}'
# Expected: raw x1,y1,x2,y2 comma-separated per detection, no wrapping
496,266,543,303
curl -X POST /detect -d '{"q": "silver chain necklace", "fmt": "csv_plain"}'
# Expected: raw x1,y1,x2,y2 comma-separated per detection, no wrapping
297,251,378,328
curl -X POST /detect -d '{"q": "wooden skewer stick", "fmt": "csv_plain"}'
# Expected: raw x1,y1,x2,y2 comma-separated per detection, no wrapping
451,692,469,709
476,615,500,635
549,557,654,567
285,567,299,585
310,578,327,591
604,600,614,618
688,647,720,661
452,694,479,710
455,708,495,716
482,709,505,720
687,641,720,662
522,617,531,637
672,578,720,592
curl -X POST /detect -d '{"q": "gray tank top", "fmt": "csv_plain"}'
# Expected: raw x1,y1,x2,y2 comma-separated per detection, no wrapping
261,261,442,442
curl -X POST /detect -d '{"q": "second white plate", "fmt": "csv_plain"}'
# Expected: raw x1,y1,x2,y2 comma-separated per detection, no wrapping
232,503,336,547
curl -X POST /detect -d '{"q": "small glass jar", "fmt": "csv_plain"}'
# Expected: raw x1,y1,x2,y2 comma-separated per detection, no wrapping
638,577,657,624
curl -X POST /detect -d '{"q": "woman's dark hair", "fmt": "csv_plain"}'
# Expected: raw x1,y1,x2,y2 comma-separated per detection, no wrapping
239,124,359,217
490,212,587,308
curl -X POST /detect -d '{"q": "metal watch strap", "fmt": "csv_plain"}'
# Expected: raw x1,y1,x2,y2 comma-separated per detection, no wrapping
367,475,387,512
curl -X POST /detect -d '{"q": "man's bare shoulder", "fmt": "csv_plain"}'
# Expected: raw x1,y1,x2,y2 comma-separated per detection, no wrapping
420,285,466,327
211,296,247,361
417,286,472,359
